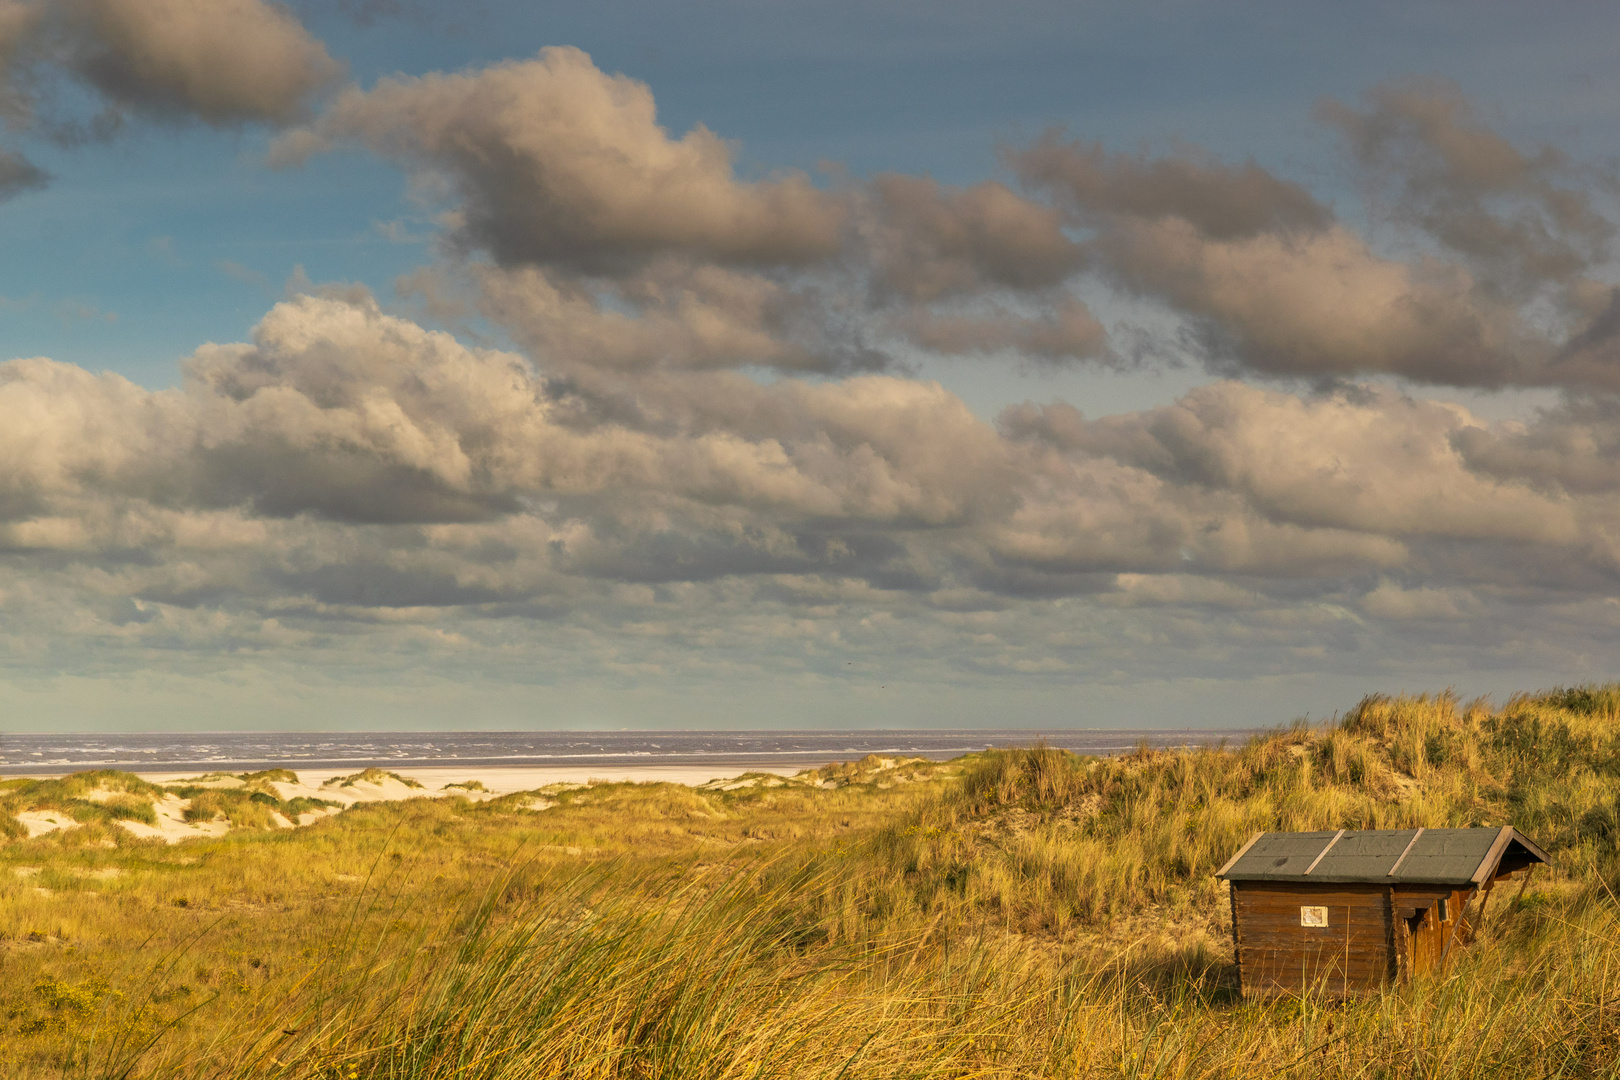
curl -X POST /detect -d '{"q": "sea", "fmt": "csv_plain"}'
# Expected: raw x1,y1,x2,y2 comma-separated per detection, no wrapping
0,729,1258,776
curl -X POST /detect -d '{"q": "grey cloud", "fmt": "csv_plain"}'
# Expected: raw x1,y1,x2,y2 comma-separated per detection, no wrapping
10,57,1620,714
1359,579,1481,621
273,561,514,608
0,3,48,195
1009,132,1332,239
1543,288,1620,393
0,294,1025,542
273,47,846,272
864,174,1084,302
1099,574,1260,609
0,0,337,199
196,447,522,524
0,145,45,196
52,0,341,125
999,90,1620,393
8,289,1620,708
10,276,1620,643
1318,79,1614,305
470,262,838,377
1454,395,1620,495
562,527,845,586
1098,218,1537,386
287,50,1620,394
243,59,1620,393
894,296,1108,364
995,381,1585,582
2,290,1613,602
277,48,1116,374
1005,131,1547,388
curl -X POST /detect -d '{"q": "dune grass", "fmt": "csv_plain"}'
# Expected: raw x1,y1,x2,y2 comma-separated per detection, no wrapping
1,687,1619,1077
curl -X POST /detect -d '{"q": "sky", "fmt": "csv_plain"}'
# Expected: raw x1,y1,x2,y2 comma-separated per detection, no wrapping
2,0,1620,731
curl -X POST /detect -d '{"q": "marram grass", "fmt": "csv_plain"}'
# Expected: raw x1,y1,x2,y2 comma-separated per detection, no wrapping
4,686,1620,1078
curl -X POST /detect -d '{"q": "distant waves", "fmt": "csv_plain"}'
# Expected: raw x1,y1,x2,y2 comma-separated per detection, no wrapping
0,729,1259,776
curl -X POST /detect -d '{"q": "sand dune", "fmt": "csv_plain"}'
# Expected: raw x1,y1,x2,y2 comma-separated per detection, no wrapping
133,765,799,796
3,763,810,845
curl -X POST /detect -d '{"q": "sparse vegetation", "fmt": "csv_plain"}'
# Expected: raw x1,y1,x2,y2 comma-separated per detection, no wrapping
0,686,1618,1077
327,768,424,789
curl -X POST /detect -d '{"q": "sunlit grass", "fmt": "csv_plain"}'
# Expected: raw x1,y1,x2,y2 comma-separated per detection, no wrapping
2,686,1619,1077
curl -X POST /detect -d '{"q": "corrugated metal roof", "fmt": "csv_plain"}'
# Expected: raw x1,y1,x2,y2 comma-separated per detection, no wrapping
1216,826,1548,885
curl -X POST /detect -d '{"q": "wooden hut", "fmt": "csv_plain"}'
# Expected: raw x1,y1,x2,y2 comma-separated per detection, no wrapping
1216,826,1548,998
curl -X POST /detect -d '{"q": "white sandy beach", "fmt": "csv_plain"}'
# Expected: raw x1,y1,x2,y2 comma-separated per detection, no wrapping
130,764,803,793
0,760,881,843
4,764,807,791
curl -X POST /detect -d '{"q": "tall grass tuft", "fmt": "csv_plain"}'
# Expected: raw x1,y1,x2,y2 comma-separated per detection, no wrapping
7,684,1620,1078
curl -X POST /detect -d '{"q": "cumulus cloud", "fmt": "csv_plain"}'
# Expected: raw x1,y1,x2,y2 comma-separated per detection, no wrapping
467,262,841,377
272,47,1117,375
3,292,1028,536
1009,133,1333,239
268,52,1605,392
6,285,1620,708
272,47,845,271
12,50,1620,706
1007,141,1547,387
1002,381,1575,546
51,0,341,125
1318,79,1614,306
1099,219,1533,385
1454,395,1620,495
997,84,1620,392
8,292,1619,606
862,174,1084,302
1360,580,1481,621
0,0,338,198
1100,573,1261,609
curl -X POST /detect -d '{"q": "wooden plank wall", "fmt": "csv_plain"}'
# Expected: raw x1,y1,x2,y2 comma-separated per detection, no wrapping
1394,886,1474,975
1233,884,1394,998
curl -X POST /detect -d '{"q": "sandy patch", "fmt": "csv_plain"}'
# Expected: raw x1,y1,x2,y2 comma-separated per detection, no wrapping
260,772,444,808
318,765,799,792
16,811,81,839
34,764,803,794
116,793,229,843
136,766,798,796
324,774,433,803
5,762,812,847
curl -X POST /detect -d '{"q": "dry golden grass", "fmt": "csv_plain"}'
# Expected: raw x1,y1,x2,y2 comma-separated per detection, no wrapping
1,686,1618,1077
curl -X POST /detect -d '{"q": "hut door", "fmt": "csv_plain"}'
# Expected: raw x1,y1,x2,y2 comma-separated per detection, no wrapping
1404,894,1457,975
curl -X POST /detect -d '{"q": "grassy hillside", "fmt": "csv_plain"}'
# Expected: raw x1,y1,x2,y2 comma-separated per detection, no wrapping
1,687,1618,1078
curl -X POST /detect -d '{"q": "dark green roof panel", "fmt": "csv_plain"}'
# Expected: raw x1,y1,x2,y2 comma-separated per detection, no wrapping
1308,828,1418,879
1397,829,1508,883
1229,830,1339,878
1217,827,1549,886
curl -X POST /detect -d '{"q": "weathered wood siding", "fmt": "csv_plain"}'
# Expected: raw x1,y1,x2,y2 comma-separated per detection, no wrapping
1232,883,1394,998
1393,885,1475,976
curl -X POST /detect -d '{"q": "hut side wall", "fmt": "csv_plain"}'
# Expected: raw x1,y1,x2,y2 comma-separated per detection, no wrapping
1232,883,1394,998
1393,885,1475,976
